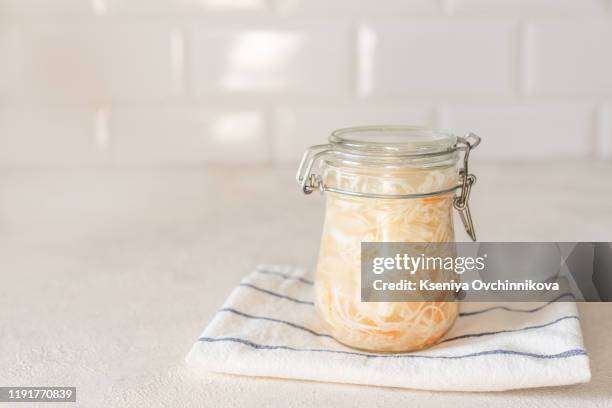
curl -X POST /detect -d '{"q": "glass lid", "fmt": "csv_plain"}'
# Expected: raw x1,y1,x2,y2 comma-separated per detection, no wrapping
329,126,458,157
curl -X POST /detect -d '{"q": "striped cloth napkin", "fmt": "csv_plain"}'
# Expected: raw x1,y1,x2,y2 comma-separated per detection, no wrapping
186,265,591,391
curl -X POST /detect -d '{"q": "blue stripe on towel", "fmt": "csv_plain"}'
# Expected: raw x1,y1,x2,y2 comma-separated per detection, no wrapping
459,293,576,317
440,315,579,343
198,336,587,360
239,283,314,305
217,306,579,345
255,268,314,285
219,308,333,339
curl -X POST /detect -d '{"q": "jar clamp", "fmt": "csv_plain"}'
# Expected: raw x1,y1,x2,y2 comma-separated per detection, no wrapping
296,133,481,241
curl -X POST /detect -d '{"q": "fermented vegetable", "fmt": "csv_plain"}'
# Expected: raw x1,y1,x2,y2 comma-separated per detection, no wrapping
315,164,459,352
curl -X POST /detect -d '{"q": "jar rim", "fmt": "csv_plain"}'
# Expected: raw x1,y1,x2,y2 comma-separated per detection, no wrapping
329,125,458,158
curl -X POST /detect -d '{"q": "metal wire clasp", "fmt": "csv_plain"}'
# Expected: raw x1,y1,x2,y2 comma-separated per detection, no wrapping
453,133,480,242
296,144,331,194
296,133,481,241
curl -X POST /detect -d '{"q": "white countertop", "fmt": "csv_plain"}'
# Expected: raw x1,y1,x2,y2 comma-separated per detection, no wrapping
2,162,612,407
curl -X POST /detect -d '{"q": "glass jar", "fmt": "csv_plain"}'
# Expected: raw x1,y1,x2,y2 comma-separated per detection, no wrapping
296,126,481,352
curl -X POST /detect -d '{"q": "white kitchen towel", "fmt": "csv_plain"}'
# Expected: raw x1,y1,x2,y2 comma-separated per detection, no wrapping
186,265,591,392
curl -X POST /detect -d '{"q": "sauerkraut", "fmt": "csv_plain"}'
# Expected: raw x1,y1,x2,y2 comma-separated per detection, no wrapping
315,164,459,352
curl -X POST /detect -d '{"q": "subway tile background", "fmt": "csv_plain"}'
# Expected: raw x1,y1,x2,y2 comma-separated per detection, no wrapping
0,0,611,166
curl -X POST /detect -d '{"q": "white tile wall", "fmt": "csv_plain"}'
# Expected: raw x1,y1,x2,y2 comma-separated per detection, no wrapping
0,0,611,166
0,25,21,97
524,19,612,96
109,0,268,14
0,0,268,14
191,22,353,98
110,106,269,164
0,0,98,15
0,107,103,166
598,105,612,159
358,20,517,97
4,22,183,101
273,0,442,16
438,103,594,159
448,0,607,16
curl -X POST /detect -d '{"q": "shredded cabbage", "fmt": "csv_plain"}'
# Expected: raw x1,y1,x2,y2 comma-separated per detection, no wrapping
315,165,459,352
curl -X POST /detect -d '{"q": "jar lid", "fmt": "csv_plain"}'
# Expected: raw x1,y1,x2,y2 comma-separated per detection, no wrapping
329,126,458,158
296,127,482,240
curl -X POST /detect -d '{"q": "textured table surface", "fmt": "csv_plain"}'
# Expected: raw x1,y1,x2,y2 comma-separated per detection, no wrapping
1,162,612,407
